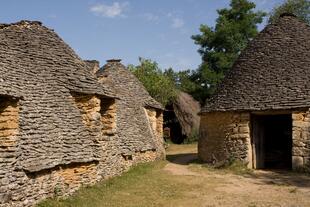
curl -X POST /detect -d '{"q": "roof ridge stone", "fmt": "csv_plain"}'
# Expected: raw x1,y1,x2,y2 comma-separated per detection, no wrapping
0,20,42,29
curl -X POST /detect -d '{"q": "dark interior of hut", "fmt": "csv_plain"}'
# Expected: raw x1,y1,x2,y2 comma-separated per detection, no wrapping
252,114,292,170
163,104,186,144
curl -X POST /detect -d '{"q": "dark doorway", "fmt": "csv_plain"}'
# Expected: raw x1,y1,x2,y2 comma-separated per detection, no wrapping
251,114,292,170
163,104,185,144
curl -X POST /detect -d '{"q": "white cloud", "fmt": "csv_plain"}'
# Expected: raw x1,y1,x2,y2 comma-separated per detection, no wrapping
143,13,159,22
90,2,129,18
171,17,184,28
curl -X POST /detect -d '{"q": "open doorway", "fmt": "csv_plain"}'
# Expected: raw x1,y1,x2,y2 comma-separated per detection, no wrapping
163,104,185,144
251,114,292,170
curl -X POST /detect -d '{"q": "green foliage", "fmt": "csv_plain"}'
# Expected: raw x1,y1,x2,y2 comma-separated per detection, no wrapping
128,58,178,106
191,0,266,104
164,69,201,101
269,0,310,24
183,129,199,144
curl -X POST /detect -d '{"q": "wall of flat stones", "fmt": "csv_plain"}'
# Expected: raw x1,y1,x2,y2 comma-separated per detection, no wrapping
198,112,252,166
292,110,310,171
0,94,161,207
96,63,165,161
145,108,165,159
0,98,19,206
1,95,106,207
3,162,100,207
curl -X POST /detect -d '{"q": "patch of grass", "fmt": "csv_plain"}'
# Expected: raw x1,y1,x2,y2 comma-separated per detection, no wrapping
37,161,193,207
166,143,197,155
248,202,257,207
289,187,298,193
219,160,253,175
201,160,253,175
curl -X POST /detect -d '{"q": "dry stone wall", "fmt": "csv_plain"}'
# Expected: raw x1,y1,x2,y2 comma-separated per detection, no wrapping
0,93,159,207
0,98,19,205
145,108,165,158
292,110,310,170
95,61,165,160
0,21,165,207
0,94,114,207
199,112,251,166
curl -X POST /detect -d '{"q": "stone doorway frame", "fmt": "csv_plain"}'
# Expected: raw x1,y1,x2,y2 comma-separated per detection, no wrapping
250,113,293,170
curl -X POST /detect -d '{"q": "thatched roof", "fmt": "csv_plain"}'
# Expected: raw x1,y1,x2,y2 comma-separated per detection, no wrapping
202,14,310,113
96,60,163,154
0,20,115,172
173,92,200,136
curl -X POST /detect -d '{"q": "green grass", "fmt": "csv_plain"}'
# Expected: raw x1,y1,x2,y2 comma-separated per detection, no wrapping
199,160,253,176
37,143,310,207
37,160,192,207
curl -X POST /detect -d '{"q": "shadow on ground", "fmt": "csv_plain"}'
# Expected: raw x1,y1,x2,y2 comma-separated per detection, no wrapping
166,153,198,165
166,152,310,188
243,170,310,188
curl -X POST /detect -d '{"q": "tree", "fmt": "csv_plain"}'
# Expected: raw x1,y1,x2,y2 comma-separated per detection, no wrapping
163,68,178,84
191,0,266,104
269,0,310,24
163,68,205,102
128,58,178,106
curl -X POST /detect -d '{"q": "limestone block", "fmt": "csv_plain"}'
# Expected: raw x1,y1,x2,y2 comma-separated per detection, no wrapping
230,133,249,139
293,120,309,128
292,113,305,121
301,131,310,140
292,147,304,156
292,156,304,170
293,139,306,147
232,127,238,133
292,130,302,140
239,126,250,133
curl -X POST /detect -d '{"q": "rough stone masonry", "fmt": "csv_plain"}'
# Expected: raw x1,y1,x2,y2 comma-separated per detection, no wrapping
0,21,164,207
199,14,310,171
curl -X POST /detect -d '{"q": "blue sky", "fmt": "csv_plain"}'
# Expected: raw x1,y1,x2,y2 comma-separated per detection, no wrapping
0,0,284,71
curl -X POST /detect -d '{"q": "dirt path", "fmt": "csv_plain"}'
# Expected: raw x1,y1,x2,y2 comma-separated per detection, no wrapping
164,144,310,207
164,153,199,176
40,144,310,207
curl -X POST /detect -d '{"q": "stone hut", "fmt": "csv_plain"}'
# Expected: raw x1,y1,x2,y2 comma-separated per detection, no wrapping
199,14,310,171
94,59,165,163
0,20,161,207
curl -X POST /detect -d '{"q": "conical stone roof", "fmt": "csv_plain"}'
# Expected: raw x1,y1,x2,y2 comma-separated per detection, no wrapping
96,60,163,154
0,20,115,172
202,14,310,113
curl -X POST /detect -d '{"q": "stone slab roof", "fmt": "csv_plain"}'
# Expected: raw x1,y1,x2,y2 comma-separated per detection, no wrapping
96,60,163,154
0,20,116,172
202,14,310,113
97,60,163,110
